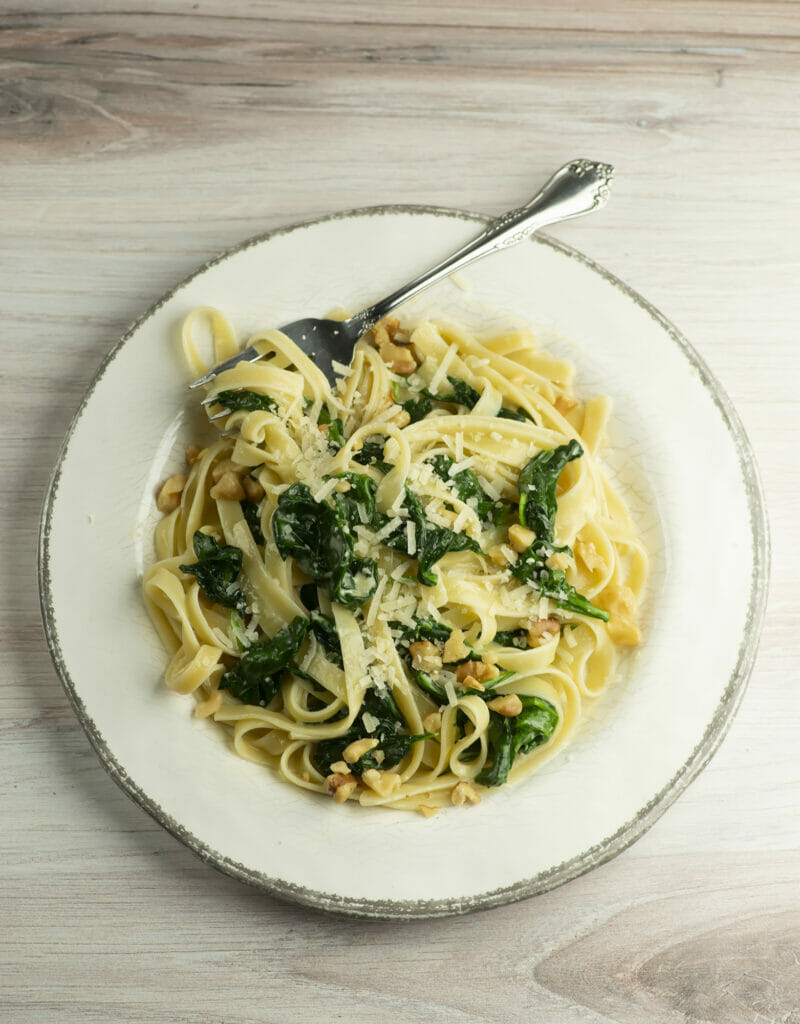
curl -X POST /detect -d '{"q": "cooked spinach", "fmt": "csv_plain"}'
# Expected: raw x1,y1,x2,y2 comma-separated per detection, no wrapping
353,436,392,473
312,686,431,777
518,439,583,540
318,406,344,449
273,483,350,580
476,695,559,787
511,441,609,621
219,615,310,707
214,389,278,414
498,405,535,423
179,530,247,614
309,611,343,667
240,499,265,545
428,454,507,525
381,486,481,586
272,483,378,608
330,472,384,531
426,375,481,409
493,628,530,650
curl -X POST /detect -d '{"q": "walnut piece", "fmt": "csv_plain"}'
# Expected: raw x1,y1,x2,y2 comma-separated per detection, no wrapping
508,523,536,552
442,629,469,664
409,640,442,674
451,782,481,806
210,471,245,501
486,694,523,717
156,474,186,514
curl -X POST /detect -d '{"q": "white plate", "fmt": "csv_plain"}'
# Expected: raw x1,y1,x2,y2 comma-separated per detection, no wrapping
38,208,769,918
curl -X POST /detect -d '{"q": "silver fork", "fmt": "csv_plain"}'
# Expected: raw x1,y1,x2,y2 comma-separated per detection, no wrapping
190,158,613,392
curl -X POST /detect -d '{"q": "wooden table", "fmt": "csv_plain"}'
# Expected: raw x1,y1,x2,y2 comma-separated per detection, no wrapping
4,4,798,1021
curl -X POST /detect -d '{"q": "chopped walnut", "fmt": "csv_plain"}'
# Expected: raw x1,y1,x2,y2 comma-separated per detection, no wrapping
418,804,439,819
454,660,499,684
385,406,412,428
211,458,246,483
325,772,358,803
156,474,186,514
342,737,379,764
372,320,417,375
460,675,484,692
451,781,481,806
361,769,402,798
409,640,443,674
442,629,469,664
486,694,523,717
185,444,203,466
555,393,578,415
242,475,265,502
209,471,246,501
330,760,350,775
527,618,561,645
508,523,536,552
333,479,351,493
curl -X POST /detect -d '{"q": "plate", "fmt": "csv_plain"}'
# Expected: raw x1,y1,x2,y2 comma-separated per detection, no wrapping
38,207,769,918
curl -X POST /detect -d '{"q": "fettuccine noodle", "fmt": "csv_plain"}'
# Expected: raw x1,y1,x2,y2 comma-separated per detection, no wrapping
144,309,647,814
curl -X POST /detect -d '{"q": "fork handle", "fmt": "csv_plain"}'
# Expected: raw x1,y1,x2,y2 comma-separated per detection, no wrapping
347,158,614,335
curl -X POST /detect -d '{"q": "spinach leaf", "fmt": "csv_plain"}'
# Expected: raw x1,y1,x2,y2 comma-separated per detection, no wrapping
510,545,609,621
309,611,343,667
273,483,350,582
240,499,265,545
429,454,504,525
498,405,535,423
332,556,379,608
179,530,247,613
330,472,383,531
353,436,391,471
382,486,481,586
511,442,609,621
476,695,559,787
299,583,319,611
220,615,310,707
493,628,530,650
426,375,480,409
214,389,278,414
402,394,433,423
392,617,451,703
518,439,583,540
318,406,344,450
272,483,378,608
312,686,431,776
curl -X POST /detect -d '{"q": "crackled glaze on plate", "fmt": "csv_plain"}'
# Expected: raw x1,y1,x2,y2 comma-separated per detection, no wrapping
38,208,769,918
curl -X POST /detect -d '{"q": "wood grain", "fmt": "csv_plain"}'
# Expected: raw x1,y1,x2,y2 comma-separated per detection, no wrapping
2,4,799,1022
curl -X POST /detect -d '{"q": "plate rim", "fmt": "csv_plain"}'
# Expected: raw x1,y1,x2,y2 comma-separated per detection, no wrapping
37,204,771,919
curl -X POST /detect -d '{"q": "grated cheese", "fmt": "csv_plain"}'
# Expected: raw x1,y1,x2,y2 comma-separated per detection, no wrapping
455,432,464,462
406,520,417,556
312,478,338,503
374,517,402,542
427,341,458,394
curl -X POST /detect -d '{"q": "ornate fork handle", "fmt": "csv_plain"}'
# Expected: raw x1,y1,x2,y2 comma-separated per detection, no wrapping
353,159,614,334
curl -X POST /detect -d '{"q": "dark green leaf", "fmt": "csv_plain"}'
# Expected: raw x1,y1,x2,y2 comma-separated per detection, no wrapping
498,405,535,423
240,499,265,545
353,437,388,467
309,611,343,667
476,695,559,786
312,685,430,776
382,486,481,586
429,454,501,524
493,629,530,650
220,616,310,707
426,375,481,409
330,472,384,531
518,439,583,541
332,556,378,609
179,530,246,613
273,483,351,582
214,389,278,414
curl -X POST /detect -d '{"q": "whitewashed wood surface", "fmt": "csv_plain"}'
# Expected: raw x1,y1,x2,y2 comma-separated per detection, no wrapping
3,3,799,1021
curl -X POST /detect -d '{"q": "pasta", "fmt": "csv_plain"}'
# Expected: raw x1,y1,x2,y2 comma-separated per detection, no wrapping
143,308,647,814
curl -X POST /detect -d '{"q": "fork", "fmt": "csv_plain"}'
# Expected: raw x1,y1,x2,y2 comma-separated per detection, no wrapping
189,158,613,391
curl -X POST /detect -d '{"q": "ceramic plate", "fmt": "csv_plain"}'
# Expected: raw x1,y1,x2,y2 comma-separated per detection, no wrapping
38,208,769,918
